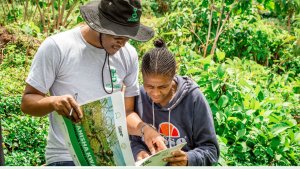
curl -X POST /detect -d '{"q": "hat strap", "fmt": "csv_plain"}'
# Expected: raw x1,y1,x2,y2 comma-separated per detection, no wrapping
100,33,114,94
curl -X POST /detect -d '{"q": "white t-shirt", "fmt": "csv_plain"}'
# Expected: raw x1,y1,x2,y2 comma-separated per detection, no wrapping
26,26,139,165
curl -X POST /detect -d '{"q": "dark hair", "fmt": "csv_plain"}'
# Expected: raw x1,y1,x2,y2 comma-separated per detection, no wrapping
141,39,176,78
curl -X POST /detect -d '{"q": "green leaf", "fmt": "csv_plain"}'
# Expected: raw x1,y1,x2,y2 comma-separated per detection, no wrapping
295,132,300,144
211,80,220,92
237,129,246,138
217,64,226,78
266,147,274,156
270,137,281,150
218,95,229,108
257,90,264,101
216,48,225,61
199,55,214,65
227,116,239,122
219,136,228,144
241,142,247,152
271,123,291,136
186,68,200,74
238,79,253,92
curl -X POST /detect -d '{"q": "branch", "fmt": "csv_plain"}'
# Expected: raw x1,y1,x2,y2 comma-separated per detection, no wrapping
216,0,225,36
203,3,214,58
58,0,68,28
62,0,79,27
210,1,236,55
35,0,46,33
51,0,56,31
23,0,29,21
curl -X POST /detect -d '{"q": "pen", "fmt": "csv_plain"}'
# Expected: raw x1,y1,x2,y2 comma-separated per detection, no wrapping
69,93,78,116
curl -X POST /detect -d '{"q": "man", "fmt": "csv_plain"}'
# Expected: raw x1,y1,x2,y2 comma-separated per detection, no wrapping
21,0,166,166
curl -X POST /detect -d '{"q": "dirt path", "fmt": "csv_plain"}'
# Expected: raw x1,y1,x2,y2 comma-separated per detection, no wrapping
0,26,15,64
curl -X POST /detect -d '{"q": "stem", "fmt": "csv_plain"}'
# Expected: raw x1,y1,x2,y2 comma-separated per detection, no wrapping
216,0,225,36
51,0,56,31
58,0,67,28
0,120,5,166
9,0,17,22
24,0,29,21
1,2,7,18
62,0,79,27
56,0,61,28
210,1,236,56
190,27,204,53
35,0,46,33
203,2,214,58
28,4,38,23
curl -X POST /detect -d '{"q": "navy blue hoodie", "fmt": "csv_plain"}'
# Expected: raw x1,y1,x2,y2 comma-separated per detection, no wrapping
130,75,219,166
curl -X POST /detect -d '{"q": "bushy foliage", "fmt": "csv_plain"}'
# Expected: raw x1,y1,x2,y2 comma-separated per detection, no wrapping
218,17,299,75
0,0,299,166
0,96,49,166
134,1,300,165
151,5,300,76
0,27,49,166
170,44,300,165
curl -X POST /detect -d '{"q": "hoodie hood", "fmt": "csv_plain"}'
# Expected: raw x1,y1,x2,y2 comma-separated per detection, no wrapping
140,75,199,148
132,75,220,163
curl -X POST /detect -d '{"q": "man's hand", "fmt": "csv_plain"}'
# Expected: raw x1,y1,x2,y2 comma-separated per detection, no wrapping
124,97,167,154
21,84,83,123
136,150,150,161
51,95,83,123
143,125,167,154
164,150,188,166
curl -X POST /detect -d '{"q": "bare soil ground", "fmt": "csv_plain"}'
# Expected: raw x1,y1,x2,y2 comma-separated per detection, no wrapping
0,26,15,64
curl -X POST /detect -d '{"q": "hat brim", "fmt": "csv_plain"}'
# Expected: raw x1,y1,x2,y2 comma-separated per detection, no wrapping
80,1,154,42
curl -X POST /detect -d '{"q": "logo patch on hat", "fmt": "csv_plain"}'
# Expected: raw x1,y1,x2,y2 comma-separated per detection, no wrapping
128,7,138,22
80,0,154,41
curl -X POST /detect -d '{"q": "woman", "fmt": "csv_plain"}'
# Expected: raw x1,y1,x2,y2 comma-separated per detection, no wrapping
130,39,219,166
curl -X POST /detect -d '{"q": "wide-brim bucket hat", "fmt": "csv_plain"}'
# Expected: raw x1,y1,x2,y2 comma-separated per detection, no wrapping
80,0,154,42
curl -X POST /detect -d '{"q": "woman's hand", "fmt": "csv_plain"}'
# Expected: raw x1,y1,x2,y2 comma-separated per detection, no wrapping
164,150,188,166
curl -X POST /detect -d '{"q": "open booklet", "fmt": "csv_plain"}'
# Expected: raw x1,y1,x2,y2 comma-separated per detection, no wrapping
54,91,186,166
135,142,187,166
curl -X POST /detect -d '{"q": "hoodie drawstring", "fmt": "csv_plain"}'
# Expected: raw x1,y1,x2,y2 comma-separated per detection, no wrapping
152,101,172,148
152,102,155,127
167,108,171,148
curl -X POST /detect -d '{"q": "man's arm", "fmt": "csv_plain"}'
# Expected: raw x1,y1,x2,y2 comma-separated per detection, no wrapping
125,96,167,154
21,83,83,123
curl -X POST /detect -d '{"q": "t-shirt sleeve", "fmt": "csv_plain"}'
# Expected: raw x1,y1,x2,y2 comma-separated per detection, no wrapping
26,37,60,94
123,45,139,97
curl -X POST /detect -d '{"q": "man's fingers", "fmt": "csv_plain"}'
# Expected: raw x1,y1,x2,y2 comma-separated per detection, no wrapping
142,123,166,154
69,97,83,119
154,137,167,151
62,106,70,117
145,141,156,155
75,106,83,119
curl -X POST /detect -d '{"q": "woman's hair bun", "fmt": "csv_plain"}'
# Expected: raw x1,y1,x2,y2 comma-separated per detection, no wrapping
153,39,166,48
